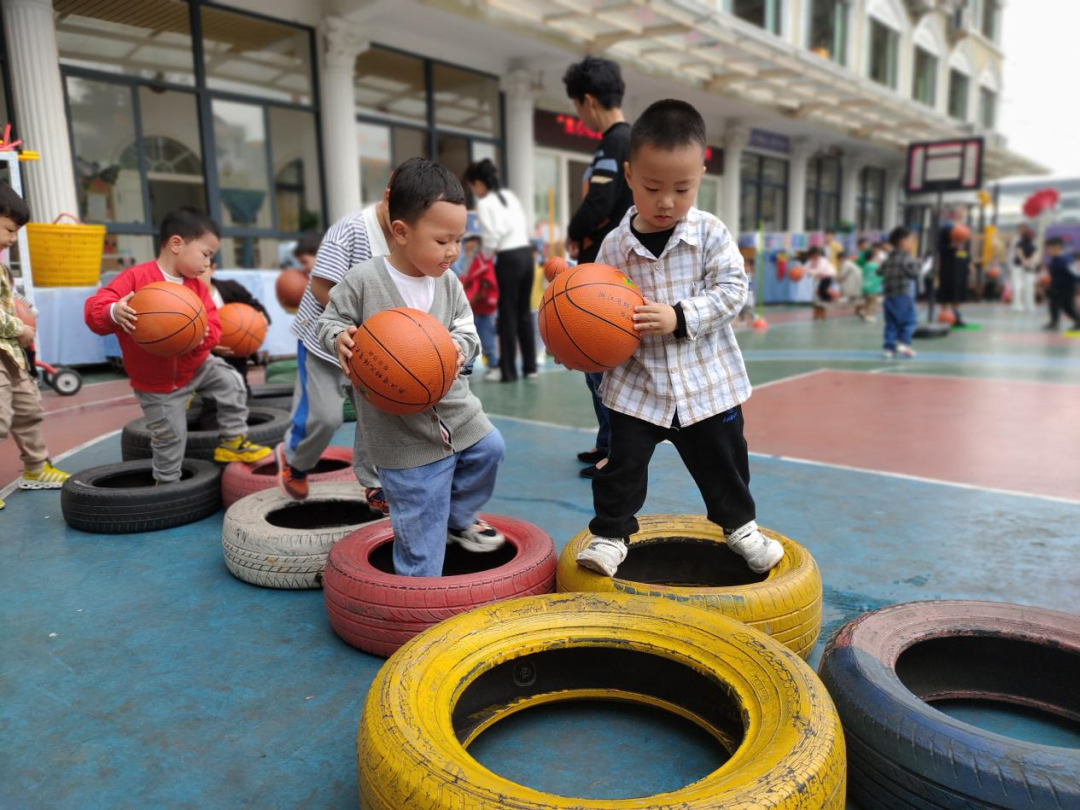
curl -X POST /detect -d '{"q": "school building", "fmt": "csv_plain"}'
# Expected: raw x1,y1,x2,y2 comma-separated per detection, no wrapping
0,0,1045,273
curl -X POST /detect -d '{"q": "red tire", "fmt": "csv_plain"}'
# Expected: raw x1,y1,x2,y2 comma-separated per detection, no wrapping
220,446,353,509
323,514,556,657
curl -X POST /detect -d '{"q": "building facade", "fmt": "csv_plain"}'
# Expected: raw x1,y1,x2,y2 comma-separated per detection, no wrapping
0,0,1042,272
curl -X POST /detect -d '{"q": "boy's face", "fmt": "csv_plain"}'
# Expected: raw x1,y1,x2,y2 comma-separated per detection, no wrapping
573,96,599,132
166,233,220,279
902,234,918,255
392,201,467,278
195,259,217,287
0,215,19,251
1047,243,1063,257
625,143,705,232
297,253,316,274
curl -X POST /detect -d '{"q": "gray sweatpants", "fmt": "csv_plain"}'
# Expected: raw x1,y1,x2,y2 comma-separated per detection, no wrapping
134,354,248,483
282,342,378,488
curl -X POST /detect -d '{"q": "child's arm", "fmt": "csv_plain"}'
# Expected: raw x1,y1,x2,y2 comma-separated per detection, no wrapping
672,227,748,340
193,280,222,354
448,276,481,369
84,270,138,336
317,272,363,375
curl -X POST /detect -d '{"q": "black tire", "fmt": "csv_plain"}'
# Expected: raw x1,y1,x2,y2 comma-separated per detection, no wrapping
61,459,222,533
247,382,293,413
121,406,290,462
819,600,1080,809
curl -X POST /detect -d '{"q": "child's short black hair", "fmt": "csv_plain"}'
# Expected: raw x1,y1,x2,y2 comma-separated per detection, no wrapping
294,235,320,258
160,207,220,244
856,237,869,247
806,246,823,258
388,157,466,225
889,226,912,247
562,57,625,110
629,99,706,160
1046,236,1065,248
0,183,30,228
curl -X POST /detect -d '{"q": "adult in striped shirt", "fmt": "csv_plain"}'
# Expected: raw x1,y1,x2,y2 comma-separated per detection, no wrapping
275,191,393,511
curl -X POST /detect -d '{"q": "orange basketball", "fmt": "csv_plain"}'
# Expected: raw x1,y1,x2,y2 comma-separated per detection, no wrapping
130,281,207,357
987,266,1001,280
349,308,458,415
787,264,805,282
13,298,35,328
938,309,957,325
276,268,308,313
950,224,971,245
544,256,569,282
218,302,267,357
538,262,644,373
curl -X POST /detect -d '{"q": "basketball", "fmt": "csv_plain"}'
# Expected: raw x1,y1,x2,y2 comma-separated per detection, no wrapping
828,287,840,301
1037,271,1052,287
938,310,957,325
538,262,644,373
752,316,769,331
129,281,207,357
788,264,805,282
218,302,268,357
349,307,458,415
544,256,569,282
950,224,971,245
276,268,308,313
987,266,1001,280
13,298,35,328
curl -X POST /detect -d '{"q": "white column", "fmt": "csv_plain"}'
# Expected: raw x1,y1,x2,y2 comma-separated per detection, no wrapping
501,66,538,236
2,0,79,223
721,123,750,237
883,166,905,231
787,137,813,234
840,152,864,228
319,17,367,221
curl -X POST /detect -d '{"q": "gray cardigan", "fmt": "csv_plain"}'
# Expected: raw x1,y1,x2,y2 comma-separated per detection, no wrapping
317,257,492,470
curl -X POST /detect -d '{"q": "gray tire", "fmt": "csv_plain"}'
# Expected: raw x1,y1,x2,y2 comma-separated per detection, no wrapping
221,482,384,589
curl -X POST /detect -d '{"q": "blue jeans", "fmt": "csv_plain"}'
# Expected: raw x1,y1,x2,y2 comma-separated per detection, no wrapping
377,428,505,577
883,294,918,350
474,314,498,368
585,372,611,454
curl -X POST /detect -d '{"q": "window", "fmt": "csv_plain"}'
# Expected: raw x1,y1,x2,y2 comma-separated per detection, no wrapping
355,48,428,126
0,12,14,135
808,0,847,65
868,19,899,89
269,108,323,233
433,64,501,138
805,156,841,231
913,47,937,107
981,0,1000,42
858,167,885,231
740,153,788,234
979,87,997,130
729,0,781,34
697,176,720,216
948,69,970,120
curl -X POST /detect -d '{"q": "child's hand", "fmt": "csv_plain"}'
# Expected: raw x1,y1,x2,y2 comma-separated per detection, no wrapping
633,299,677,336
113,292,138,334
16,322,35,348
455,344,465,377
213,344,235,357
336,326,358,374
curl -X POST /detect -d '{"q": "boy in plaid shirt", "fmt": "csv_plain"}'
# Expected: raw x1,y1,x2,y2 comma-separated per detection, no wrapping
576,100,783,577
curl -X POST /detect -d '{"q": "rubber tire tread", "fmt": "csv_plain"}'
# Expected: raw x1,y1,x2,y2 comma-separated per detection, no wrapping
61,459,221,533
121,406,290,462
323,514,556,657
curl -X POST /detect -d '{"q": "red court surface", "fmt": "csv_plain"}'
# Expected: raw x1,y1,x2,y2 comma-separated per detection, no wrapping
744,369,1080,502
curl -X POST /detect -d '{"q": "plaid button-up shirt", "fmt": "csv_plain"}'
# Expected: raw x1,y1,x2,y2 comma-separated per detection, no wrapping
596,206,751,428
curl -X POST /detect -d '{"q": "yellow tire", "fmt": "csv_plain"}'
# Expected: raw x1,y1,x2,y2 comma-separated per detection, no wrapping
556,515,823,659
358,592,845,809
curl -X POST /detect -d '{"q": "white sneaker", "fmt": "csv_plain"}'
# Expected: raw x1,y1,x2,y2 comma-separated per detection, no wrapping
524,372,538,380
484,369,503,382
447,519,506,552
897,344,917,358
883,349,895,360
726,521,784,573
576,536,628,577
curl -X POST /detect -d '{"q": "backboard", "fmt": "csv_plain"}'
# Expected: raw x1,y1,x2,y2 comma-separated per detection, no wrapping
906,137,984,194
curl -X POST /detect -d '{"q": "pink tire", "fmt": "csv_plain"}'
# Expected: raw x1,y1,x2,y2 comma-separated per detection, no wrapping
220,445,354,508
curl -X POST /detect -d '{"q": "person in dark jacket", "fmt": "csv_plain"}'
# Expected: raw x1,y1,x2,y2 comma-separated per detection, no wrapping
200,259,272,386
562,56,635,479
1044,237,1080,331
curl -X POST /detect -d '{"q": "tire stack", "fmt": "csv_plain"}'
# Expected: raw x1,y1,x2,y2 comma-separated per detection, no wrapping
121,406,290,463
221,446,354,508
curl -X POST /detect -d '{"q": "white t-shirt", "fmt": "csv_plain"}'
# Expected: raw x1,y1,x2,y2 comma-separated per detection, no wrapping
384,258,436,312
475,188,530,254
209,285,225,308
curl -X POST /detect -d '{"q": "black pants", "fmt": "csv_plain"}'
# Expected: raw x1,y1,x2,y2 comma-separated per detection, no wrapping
591,406,756,539
1049,286,1080,328
495,247,537,382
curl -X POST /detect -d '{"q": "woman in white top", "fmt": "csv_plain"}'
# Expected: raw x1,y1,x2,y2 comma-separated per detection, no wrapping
465,159,536,383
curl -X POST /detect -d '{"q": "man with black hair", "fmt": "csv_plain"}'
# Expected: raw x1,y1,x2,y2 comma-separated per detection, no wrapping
1044,237,1080,331
562,56,634,477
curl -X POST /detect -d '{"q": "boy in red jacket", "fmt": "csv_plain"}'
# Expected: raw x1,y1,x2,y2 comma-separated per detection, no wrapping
85,207,271,483
461,235,499,379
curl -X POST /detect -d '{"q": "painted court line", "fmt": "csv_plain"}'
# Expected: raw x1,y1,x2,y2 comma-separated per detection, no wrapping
0,429,121,501
864,367,1080,389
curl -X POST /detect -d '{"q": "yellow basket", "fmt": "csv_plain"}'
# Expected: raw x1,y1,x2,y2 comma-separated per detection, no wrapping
26,213,106,287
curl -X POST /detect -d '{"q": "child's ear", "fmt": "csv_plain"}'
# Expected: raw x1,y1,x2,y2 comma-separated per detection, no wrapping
623,161,632,185
391,219,409,246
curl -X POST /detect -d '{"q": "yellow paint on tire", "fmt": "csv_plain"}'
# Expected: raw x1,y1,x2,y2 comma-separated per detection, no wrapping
557,515,823,659
357,592,845,809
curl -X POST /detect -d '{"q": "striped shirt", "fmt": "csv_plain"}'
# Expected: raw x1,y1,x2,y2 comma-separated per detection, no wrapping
292,204,390,363
596,206,752,428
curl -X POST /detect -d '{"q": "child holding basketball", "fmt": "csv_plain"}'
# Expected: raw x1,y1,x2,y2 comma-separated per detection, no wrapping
574,100,784,578
318,157,505,578
198,259,272,387
84,207,271,483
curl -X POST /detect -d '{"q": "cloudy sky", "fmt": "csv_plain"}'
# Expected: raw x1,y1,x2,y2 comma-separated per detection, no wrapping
999,0,1080,178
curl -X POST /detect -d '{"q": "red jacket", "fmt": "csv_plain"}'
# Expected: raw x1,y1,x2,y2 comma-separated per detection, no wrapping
462,254,498,316
84,260,221,393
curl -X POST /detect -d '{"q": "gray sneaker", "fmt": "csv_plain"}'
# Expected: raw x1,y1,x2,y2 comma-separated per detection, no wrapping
575,536,629,577
447,519,506,552
726,521,784,573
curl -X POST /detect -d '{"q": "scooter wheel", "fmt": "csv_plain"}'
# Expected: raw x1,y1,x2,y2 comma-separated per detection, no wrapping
50,368,83,396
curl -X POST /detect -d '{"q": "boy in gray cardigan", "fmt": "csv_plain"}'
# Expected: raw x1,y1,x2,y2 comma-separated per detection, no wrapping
318,158,505,577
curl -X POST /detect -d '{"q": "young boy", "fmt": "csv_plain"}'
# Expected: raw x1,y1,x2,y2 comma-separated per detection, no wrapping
0,185,70,506
460,234,499,377
318,157,505,578
878,226,922,359
1044,237,1080,331
84,207,271,483
293,236,320,276
805,246,837,320
574,100,783,578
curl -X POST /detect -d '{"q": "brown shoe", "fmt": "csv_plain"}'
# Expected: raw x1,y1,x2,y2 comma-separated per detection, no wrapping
274,443,308,500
